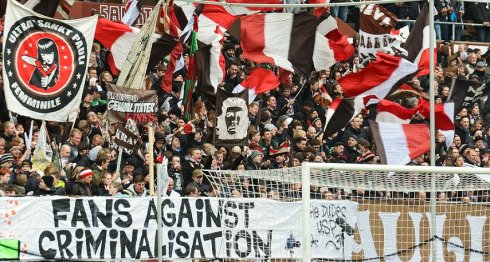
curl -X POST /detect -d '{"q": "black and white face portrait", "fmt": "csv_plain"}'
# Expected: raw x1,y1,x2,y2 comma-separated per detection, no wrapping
217,97,248,140
225,106,242,135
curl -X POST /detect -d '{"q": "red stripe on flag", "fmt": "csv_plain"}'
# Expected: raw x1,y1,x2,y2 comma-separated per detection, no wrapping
329,97,343,111
240,14,275,66
95,18,133,46
339,53,401,97
418,100,455,131
403,124,430,159
241,68,280,94
163,42,184,93
326,30,354,62
95,18,134,75
201,4,238,29
378,99,416,121
417,48,436,76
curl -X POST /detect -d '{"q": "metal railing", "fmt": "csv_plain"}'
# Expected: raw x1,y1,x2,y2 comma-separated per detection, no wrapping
397,19,487,42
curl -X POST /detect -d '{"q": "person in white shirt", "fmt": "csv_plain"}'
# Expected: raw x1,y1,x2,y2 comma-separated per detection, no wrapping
165,177,181,197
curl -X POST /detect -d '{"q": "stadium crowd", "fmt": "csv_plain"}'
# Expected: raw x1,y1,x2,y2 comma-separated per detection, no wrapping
0,1,489,204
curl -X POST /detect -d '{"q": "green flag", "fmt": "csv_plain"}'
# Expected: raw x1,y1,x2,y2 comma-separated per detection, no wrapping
182,12,200,121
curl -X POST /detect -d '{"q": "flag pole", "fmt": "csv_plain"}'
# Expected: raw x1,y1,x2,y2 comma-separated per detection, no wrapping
428,0,437,261
148,124,155,196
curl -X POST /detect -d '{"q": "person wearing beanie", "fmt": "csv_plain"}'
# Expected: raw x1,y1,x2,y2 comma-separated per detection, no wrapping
223,42,236,68
191,169,210,195
33,175,55,196
72,168,94,196
344,135,360,163
246,150,267,170
0,153,14,169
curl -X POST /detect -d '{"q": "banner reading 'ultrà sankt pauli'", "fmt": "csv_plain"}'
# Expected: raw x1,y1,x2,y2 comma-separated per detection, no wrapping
2,0,97,122
106,84,157,124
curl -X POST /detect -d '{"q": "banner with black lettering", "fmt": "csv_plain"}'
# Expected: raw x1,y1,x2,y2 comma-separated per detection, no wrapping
2,0,96,122
0,197,357,260
358,4,408,67
214,88,249,147
114,123,141,154
106,84,157,124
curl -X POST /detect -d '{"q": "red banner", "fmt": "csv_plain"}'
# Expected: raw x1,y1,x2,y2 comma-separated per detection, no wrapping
70,2,154,27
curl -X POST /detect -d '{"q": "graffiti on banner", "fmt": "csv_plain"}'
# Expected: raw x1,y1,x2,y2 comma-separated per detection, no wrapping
106,84,157,124
114,123,141,154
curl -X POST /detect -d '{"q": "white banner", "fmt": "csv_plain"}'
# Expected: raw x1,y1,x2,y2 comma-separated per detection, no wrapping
358,29,409,67
0,197,358,260
2,0,97,121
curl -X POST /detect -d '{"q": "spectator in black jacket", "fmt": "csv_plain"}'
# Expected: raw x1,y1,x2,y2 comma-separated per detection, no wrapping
470,3,490,42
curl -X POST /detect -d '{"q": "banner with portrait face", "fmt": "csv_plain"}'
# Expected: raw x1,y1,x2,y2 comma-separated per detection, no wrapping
2,0,97,122
214,88,249,147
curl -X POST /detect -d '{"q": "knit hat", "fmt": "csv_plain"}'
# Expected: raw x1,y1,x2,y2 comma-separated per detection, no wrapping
224,42,235,51
264,123,277,131
249,150,263,160
0,153,14,165
79,168,94,179
124,157,138,167
476,61,487,67
155,131,166,142
88,146,102,162
42,175,54,188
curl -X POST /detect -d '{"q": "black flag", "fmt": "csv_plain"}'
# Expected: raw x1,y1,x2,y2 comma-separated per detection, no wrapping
214,88,249,147
449,78,488,114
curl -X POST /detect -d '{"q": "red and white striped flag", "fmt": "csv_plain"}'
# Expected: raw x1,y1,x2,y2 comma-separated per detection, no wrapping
418,100,455,147
370,120,430,165
240,13,344,76
317,15,355,62
162,42,184,93
233,68,280,103
338,52,418,101
173,1,237,45
376,99,417,124
309,0,330,18
195,30,226,95
121,0,142,26
403,4,436,76
323,96,371,138
95,18,178,76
